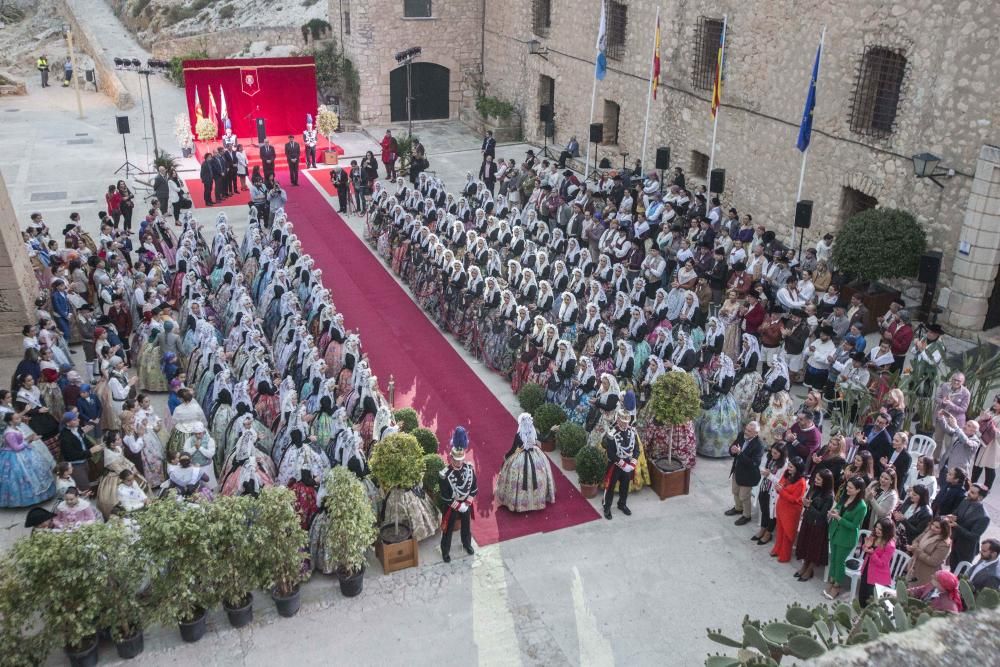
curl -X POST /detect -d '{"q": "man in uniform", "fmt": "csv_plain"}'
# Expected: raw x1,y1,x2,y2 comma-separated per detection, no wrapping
37,54,50,88
221,124,237,150
284,134,302,186
602,409,639,520
438,439,477,562
910,323,946,398
303,118,318,169
259,137,277,182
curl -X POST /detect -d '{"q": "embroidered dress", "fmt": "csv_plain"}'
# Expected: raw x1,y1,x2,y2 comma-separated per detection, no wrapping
496,419,556,512
0,429,56,507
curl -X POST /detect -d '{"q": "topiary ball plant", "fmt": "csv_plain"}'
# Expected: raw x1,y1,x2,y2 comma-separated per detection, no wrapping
517,383,546,415
532,402,567,441
411,427,440,455
556,422,587,458
650,372,702,426
392,407,419,433
832,208,927,285
421,453,446,507
575,444,608,486
369,432,425,539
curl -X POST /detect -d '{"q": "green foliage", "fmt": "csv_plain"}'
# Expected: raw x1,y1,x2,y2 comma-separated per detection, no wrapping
412,427,440,455
517,383,546,415
322,467,378,575
153,149,179,173
422,452,446,499
832,208,927,283
0,560,50,665
392,407,419,433
252,486,309,596
131,0,152,18
95,521,149,643
165,5,197,26
370,432,425,491
956,341,1000,419
476,95,515,120
650,372,702,426
206,495,260,607
168,50,209,86
556,422,587,458
575,444,607,485
219,3,236,19
533,402,567,441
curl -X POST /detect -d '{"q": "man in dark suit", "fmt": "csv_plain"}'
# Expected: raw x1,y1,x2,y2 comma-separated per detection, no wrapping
331,166,349,213
946,483,991,569
210,149,225,202
878,432,912,493
968,539,1000,593
851,413,892,464
199,156,214,205
227,147,239,194
217,147,233,198
259,138,277,181
481,130,496,159
152,165,169,214
284,135,301,186
727,421,765,525
59,411,99,491
479,155,498,195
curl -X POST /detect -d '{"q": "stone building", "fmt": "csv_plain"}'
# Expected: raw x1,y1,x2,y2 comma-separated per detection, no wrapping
332,0,1000,333
0,174,38,355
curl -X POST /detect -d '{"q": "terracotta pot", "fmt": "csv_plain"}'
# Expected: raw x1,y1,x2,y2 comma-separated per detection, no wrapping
579,482,600,498
648,458,691,500
540,438,556,452
560,454,576,471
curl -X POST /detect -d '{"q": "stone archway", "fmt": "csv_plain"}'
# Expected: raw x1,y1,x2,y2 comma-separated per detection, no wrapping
389,62,450,122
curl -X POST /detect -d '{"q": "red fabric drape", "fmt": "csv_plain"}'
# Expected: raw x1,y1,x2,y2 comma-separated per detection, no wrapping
182,57,318,138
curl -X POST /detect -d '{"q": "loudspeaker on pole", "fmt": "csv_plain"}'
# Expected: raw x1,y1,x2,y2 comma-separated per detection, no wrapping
709,168,726,194
539,104,553,122
589,123,604,144
917,250,943,285
544,121,555,138
115,116,130,135
256,118,267,144
794,200,814,229
655,147,671,170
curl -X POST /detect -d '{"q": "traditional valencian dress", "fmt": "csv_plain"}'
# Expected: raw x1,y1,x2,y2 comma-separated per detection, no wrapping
0,428,56,507
496,413,555,512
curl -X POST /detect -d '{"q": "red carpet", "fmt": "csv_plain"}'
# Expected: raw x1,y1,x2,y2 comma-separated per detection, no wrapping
184,164,347,209
280,170,599,546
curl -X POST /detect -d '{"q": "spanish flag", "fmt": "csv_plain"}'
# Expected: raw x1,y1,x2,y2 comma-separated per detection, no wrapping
652,17,661,100
710,22,727,118
208,86,219,128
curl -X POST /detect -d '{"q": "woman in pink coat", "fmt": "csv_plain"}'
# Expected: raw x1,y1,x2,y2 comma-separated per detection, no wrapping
858,517,896,607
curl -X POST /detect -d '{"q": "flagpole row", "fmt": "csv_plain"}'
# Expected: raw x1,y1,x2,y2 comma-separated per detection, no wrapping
640,7,660,175
586,0,608,181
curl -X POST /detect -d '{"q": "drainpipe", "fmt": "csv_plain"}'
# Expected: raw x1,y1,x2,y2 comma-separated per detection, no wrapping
480,0,486,74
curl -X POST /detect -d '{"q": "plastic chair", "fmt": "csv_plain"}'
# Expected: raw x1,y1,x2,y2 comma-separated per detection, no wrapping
908,434,937,459
953,560,973,577
888,550,911,580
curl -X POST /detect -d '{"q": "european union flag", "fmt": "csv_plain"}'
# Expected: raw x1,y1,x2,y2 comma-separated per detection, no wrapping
796,42,822,152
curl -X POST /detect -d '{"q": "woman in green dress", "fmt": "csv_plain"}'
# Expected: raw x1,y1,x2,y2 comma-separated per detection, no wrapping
824,475,869,600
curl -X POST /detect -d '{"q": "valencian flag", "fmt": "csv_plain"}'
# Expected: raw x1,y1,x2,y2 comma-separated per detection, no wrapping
710,23,727,117
796,40,822,152
595,0,608,80
652,17,661,99
194,86,204,121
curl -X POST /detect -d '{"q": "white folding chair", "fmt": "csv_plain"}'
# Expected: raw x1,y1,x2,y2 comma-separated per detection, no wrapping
889,550,911,580
844,529,872,599
953,560,973,577
905,434,938,491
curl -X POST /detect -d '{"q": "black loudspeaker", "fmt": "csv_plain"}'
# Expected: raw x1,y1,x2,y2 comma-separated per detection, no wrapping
256,118,267,143
794,200,814,229
544,121,555,138
540,104,554,122
655,147,671,170
709,168,726,193
115,116,130,135
589,122,604,144
918,251,943,285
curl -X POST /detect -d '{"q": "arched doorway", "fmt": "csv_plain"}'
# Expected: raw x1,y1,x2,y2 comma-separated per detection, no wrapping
390,62,450,122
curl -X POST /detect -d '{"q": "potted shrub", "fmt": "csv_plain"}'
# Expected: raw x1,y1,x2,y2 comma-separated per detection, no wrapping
517,383,546,415
833,208,924,333
316,104,340,164
323,467,378,597
575,444,608,499
556,422,587,471
392,407,419,433
206,495,259,628
533,402,567,452
412,426,440,455
97,521,149,660
137,493,218,643
0,560,50,665
253,486,309,618
640,372,701,500
369,432,425,572
422,452,446,507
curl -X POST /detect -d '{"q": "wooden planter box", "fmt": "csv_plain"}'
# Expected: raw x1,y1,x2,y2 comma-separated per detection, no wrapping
839,283,900,335
540,438,556,452
375,537,418,574
560,454,576,471
323,150,339,165
648,462,691,500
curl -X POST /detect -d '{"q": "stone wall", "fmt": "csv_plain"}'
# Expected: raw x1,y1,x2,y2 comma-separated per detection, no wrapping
329,0,482,126
150,27,305,60
58,0,133,109
0,174,38,356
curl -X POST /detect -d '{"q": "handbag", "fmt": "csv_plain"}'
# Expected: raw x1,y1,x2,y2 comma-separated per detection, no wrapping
179,197,193,210
751,386,771,413
701,392,719,410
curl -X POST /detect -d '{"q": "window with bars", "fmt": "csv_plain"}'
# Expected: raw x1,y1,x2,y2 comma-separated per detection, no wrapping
344,11,351,35
532,0,552,36
606,1,628,61
404,0,432,18
602,99,620,145
691,17,724,90
690,150,710,179
849,46,907,137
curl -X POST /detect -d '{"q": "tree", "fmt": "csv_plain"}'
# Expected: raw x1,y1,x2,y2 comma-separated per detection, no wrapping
832,208,927,284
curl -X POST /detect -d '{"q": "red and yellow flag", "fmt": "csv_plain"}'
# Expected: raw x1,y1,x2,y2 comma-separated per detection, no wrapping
652,18,661,100
208,86,219,127
194,86,204,121
710,23,727,117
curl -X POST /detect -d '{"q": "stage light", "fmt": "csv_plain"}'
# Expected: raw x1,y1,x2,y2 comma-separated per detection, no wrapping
114,57,124,67
131,58,142,68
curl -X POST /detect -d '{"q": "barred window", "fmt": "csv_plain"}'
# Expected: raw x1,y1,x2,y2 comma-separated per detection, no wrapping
344,11,351,35
606,1,628,61
692,17,724,90
404,0,432,18
690,150,710,179
532,0,552,37
850,46,907,137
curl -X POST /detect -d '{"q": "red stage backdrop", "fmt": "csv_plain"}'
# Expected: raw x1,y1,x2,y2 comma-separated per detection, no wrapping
182,57,318,138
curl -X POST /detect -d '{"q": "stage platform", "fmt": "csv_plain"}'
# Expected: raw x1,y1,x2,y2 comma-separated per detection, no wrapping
194,135,345,171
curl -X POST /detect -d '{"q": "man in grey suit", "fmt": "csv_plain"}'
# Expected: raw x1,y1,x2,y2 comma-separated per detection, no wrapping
968,538,1000,593
726,421,765,526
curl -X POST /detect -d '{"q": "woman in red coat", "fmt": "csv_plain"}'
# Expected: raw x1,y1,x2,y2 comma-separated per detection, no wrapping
770,456,808,563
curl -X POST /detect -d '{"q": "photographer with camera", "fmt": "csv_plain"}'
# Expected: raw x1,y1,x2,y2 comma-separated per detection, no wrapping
265,175,287,225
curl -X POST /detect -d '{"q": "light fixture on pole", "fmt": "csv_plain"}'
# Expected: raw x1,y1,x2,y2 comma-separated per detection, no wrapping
911,152,955,188
394,47,422,138
528,39,549,60
115,57,171,161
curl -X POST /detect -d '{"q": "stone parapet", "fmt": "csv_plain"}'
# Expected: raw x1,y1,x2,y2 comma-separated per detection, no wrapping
58,0,134,110
0,174,38,357
150,27,305,60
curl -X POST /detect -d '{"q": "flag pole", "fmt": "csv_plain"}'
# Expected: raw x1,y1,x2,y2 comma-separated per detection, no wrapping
791,25,826,251
640,7,660,174
585,74,598,180
707,14,727,177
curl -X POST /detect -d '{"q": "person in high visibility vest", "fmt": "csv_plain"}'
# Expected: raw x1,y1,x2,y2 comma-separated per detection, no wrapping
37,55,49,88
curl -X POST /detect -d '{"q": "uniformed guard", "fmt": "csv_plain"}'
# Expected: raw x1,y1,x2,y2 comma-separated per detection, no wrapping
602,408,638,520
303,115,318,169
438,427,477,562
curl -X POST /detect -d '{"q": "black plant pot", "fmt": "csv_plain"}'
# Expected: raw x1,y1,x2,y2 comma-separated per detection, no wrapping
65,636,99,667
114,629,145,660
178,608,208,643
224,594,254,628
337,567,365,598
272,586,302,618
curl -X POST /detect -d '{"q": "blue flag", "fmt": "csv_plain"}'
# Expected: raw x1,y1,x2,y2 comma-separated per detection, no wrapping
796,42,821,152
595,1,608,80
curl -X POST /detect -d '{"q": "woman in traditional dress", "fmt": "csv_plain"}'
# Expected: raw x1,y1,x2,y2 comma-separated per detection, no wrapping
586,374,622,446
545,339,577,407
137,325,169,392
636,356,666,409
0,415,56,507
496,413,556,512
667,329,698,372
696,354,742,458
95,432,150,518
525,323,559,390
511,315,546,393
37,365,65,424
51,486,101,530
14,374,60,458
718,290,744,360
165,387,207,455
758,355,796,444
732,333,764,421
590,323,616,377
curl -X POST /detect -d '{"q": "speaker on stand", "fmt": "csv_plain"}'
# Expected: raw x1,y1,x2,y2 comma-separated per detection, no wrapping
114,115,142,178
793,199,814,261
588,123,604,180
655,146,670,187
539,105,557,160
709,168,726,194
915,250,944,324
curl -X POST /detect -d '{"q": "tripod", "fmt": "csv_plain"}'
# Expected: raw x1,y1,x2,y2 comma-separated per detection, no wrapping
541,122,558,161
114,133,142,178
